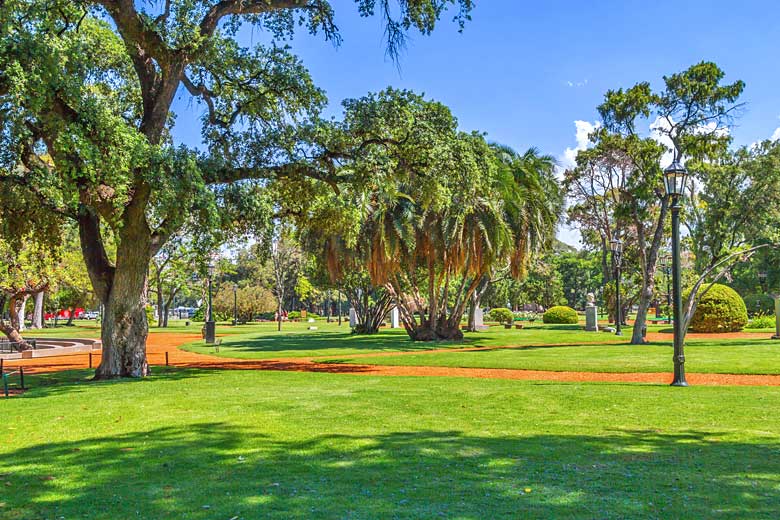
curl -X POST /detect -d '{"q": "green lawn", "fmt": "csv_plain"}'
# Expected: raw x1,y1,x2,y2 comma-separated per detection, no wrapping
2,369,780,519
181,322,630,359
333,337,780,375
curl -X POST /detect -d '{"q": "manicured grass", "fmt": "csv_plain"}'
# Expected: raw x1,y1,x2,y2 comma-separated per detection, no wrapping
181,322,629,359
180,321,468,359
332,338,780,374
2,369,780,519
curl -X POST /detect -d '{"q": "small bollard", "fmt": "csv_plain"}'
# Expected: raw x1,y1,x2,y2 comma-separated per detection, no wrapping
165,352,169,366
19,367,24,390
89,352,93,368
0,358,3,376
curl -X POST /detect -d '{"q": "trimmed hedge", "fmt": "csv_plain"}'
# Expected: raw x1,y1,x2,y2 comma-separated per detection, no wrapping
686,284,748,333
543,305,578,324
488,308,514,325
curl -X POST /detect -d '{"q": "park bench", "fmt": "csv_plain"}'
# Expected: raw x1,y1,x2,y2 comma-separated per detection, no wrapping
648,317,672,325
0,359,25,398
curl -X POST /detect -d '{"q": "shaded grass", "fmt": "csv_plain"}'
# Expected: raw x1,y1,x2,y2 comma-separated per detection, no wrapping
335,335,780,375
3,369,780,519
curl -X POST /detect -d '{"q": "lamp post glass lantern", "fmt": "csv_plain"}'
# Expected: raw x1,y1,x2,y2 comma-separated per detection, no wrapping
664,160,689,386
610,238,623,336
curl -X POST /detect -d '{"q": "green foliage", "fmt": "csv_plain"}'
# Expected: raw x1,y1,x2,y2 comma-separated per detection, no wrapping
746,313,776,330
542,306,578,324
488,308,514,325
686,284,748,333
213,285,276,322
144,305,156,325
743,294,774,317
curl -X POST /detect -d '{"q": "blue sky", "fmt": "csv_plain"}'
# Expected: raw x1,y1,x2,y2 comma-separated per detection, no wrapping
171,0,780,246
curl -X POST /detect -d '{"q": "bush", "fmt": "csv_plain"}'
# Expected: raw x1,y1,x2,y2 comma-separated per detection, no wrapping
488,308,514,325
543,306,578,324
743,294,774,317
686,284,748,333
746,313,776,329
145,305,156,325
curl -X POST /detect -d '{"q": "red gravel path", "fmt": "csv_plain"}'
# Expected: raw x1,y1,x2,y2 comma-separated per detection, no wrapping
6,331,780,387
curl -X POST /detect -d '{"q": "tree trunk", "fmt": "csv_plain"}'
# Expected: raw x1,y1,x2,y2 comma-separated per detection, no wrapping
408,324,463,341
156,285,165,327
0,321,32,351
631,288,652,344
277,299,283,331
31,291,44,329
66,309,75,326
15,295,29,331
84,206,152,380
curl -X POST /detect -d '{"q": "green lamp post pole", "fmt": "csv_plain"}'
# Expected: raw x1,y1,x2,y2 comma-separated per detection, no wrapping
664,159,689,387
610,237,623,336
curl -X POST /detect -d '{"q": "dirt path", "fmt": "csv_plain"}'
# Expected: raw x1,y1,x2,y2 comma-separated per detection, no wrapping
6,331,780,387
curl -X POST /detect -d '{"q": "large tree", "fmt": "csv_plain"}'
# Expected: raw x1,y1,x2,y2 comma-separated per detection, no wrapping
303,90,561,341
569,62,744,344
0,0,474,377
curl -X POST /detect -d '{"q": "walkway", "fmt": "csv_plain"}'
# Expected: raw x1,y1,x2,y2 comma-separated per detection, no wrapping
6,331,780,387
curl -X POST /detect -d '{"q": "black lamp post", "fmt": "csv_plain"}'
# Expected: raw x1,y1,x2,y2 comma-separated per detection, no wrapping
205,260,216,343
232,284,238,326
664,159,689,386
610,237,623,336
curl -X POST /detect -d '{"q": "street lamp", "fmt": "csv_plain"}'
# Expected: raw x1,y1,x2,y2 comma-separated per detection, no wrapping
205,259,216,343
233,284,238,326
610,237,623,336
664,159,689,386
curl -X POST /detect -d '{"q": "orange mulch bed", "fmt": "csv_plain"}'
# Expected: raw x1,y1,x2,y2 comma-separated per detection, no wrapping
5,330,780,387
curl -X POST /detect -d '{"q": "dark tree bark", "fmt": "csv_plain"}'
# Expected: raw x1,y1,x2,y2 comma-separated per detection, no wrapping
345,286,394,334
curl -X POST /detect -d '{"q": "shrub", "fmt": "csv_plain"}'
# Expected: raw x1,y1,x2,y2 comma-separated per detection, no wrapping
743,294,774,317
288,311,301,320
488,308,514,325
686,284,748,333
145,305,156,325
746,313,776,329
543,305,578,324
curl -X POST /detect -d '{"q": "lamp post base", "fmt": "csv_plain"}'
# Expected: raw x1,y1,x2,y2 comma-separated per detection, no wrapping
204,321,216,343
772,335,780,340
670,378,688,387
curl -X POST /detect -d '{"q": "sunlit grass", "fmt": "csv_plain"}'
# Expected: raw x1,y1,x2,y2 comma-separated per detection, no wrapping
2,369,780,519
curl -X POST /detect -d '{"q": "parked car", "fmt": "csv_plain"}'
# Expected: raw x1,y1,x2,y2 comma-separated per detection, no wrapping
83,310,100,320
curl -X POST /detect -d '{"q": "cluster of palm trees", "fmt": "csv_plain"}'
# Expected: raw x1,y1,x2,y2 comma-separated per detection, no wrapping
300,95,563,340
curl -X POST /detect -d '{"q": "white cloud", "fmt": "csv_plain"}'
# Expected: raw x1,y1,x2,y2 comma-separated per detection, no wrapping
648,116,730,165
565,79,589,88
555,120,601,249
561,120,600,169
771,127,780,141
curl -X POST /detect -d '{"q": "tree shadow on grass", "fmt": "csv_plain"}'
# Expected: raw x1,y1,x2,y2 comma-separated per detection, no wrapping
10,368,211,400
2,424,780,519
203,329,471,355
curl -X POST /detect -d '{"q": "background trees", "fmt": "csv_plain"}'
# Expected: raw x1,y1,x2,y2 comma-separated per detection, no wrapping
0,0,474,377
567,62,747,343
